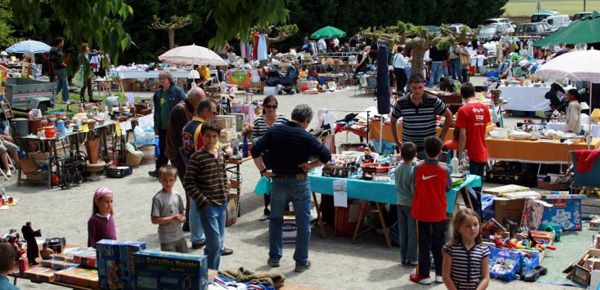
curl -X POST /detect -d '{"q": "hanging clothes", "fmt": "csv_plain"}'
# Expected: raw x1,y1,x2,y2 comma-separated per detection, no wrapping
252,32,260,60
240,42,246,59
257,34,268,61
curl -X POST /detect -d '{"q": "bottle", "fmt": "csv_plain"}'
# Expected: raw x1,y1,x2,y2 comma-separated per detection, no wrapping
451,150,459,174
242,134,249,157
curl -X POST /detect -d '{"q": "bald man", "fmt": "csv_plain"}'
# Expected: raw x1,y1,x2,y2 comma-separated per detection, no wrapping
165,87,206,231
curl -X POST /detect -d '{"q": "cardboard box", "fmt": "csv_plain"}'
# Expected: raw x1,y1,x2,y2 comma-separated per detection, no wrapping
542,194,585,231
54,267,99,289
64,247,97,268
96,240,146,290
565,248,600,286
521,198,553,230
493,198,526,224
484,184,530,195
40,259,78,270
24,266,56,282
132,250,208,290
219,128,237,143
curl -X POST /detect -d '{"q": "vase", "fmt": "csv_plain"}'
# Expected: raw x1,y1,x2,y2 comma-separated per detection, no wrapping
85,137,100,164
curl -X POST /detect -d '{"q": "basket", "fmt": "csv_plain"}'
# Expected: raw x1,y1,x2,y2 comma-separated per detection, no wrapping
106,166,132,178
125,151,143,167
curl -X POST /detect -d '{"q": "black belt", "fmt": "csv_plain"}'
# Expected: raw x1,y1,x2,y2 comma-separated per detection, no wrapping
271,173,307,180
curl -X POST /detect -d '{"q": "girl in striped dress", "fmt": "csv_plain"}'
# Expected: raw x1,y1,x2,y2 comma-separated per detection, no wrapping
442,208,490,290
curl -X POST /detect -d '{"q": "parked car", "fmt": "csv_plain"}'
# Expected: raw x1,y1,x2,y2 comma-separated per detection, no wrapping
478,24,512,41
573,12,593,21
531,10,560,23
448,23,469,33
542,15,571,31
422,25,441,35
484,17,512,25
515,23,551,36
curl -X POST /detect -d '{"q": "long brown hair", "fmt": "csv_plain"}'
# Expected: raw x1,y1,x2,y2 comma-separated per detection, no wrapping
448,208,482,246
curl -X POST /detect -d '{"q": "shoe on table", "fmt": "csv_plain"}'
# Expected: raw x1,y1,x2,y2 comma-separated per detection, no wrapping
221,247,233,256
148,170,158,178
191,241,206,249
259,214,269,221
435,275,444,283
267,259,280,267
409,274,432,285
294,261,311,273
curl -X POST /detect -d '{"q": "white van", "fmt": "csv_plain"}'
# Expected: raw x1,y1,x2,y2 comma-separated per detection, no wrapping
543,15,571,31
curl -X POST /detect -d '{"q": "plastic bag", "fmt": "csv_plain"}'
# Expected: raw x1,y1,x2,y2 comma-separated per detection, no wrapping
133,126,155,147
72,69,84,88
254,177,272,195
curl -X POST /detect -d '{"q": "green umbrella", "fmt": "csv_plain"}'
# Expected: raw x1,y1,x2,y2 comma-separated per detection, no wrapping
534,12,600,47
311,26,346,39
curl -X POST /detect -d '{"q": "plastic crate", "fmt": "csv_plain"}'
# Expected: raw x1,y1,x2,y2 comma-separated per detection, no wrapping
105,166,132,178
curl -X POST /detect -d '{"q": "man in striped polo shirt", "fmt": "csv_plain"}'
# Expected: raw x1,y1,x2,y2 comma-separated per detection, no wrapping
390,74,453,158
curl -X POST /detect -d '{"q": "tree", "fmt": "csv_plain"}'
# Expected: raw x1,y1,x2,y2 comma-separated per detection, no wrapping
207,0,290,47
362,21,476,77
251,24,299,44
149,15,193,49
9,0,133,63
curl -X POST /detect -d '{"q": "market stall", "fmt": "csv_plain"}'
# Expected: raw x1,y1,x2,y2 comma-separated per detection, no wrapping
498,85,552,111
486,137,600,164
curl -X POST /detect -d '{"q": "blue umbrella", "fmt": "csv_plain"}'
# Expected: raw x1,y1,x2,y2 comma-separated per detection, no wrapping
6,40,51,54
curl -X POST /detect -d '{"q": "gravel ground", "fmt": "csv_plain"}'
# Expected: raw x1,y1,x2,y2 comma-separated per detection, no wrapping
0,78,580,289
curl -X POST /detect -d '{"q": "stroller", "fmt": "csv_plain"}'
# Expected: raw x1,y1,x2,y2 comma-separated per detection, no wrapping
263,65,298,94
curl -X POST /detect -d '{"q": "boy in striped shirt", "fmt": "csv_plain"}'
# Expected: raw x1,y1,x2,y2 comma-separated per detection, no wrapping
183,121,229,270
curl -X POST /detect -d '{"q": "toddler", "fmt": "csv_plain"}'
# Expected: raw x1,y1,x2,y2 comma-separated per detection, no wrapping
151,165,188,253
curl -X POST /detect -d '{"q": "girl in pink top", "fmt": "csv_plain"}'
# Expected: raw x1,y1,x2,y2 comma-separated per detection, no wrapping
87,187,117,247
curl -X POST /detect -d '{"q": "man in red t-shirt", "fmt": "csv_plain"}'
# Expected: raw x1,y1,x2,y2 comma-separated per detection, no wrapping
455,83,491,217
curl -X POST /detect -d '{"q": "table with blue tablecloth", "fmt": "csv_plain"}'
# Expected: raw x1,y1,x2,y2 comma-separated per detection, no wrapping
256,171,481,247
308,173,482,214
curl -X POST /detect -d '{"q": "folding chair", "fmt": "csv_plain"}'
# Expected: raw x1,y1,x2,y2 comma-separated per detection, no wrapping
570,150,600,197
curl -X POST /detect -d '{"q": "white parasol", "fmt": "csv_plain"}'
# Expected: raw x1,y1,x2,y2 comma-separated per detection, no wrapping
536,49,600,148
158,44,227,66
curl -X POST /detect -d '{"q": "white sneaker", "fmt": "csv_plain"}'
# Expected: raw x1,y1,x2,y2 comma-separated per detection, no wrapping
5,170,11,177
62,100,71,105
258,215,269,221
435,275,444,283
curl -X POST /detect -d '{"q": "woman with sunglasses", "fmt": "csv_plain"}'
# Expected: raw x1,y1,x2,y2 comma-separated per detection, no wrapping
253,95,288,221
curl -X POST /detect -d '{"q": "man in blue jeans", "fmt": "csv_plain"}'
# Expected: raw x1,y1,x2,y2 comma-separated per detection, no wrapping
251,104,331,273
49,37,69,104
428,45,448,87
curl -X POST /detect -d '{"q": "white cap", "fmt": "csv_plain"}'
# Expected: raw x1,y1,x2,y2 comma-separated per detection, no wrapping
188,70,200,79
0,51,7,56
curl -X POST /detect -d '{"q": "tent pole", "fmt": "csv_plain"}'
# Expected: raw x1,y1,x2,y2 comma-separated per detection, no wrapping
589,81,593,149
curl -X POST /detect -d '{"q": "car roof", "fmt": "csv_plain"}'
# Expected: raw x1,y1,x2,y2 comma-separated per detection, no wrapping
487,17,510,21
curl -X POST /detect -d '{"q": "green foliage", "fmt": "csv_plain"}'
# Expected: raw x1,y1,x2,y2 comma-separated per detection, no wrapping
0,0,17,46
208,0,290,48
9,0,133,63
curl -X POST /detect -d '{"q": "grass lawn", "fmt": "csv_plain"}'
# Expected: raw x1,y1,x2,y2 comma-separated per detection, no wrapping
504,0,600,16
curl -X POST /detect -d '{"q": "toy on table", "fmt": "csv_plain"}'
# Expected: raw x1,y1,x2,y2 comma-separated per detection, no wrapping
21,221,42,265
40,242,55,260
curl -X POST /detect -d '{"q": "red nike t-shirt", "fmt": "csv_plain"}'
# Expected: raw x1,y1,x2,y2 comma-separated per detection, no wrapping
455,103,491,163
411,160,451,222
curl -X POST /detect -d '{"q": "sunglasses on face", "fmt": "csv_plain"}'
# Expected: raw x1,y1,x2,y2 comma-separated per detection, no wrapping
264,105,278,109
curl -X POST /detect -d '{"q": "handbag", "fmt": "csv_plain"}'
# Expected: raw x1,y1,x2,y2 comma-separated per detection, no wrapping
254,176,272,194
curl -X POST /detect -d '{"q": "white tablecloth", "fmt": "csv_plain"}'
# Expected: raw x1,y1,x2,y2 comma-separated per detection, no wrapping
109,70,189,79
499,86,551,111
546,122,600,137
